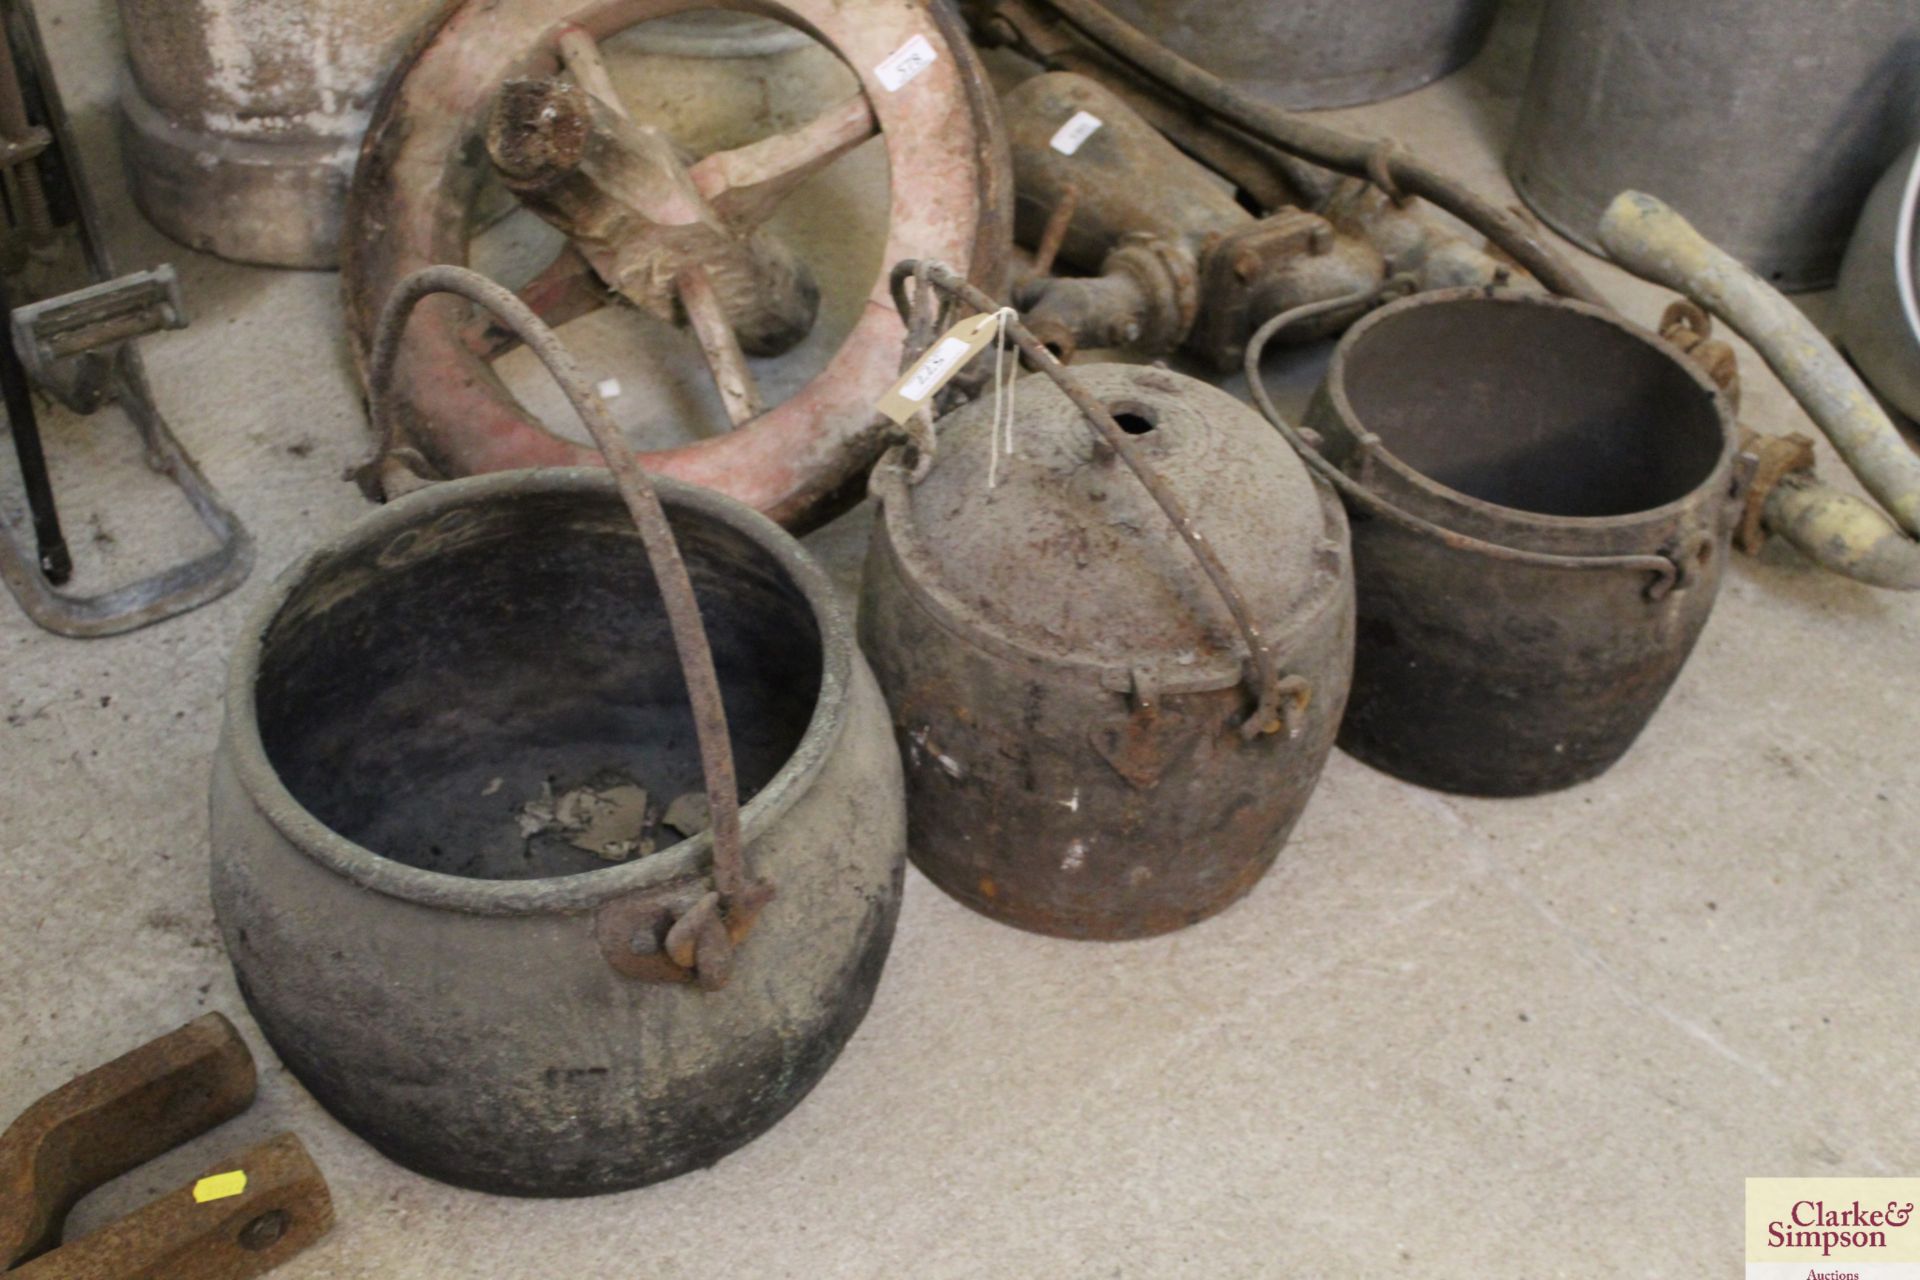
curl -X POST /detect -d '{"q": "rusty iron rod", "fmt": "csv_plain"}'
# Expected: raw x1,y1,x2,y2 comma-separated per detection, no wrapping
1029,0,1608,307
367,265,754,904
0,276,68,583
892,258,1292,738
1030,182,1079,278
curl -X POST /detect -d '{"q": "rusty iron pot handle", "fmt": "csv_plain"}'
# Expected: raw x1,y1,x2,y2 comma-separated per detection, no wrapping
890,259,1308,740
368,266,770,990
1245,283,1689,601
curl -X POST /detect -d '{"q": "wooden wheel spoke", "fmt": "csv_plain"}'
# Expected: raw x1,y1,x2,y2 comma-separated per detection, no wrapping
490,20,846,418
677,265,765,428
556,22,632,121
688,91,877,229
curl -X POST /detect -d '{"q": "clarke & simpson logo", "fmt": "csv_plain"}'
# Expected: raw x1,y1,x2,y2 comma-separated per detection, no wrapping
1769,1199,1915,1256
1747,1179,1920,1279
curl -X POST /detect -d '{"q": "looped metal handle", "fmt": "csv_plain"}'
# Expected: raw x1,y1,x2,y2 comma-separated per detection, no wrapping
367,265,769,990
1245,284,1688,603
889,259,1307,740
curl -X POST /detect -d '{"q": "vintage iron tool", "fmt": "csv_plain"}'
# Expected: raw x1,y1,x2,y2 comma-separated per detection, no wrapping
0,1013,332,1278
0,0,251,637
343,0,1011,530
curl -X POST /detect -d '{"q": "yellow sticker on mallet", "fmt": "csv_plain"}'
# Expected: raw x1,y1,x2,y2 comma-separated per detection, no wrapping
192,1170,248,1203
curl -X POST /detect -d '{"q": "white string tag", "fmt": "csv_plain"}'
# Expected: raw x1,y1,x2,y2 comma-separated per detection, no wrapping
984,309,1020,491
877,311,999,426
875,308,1020,487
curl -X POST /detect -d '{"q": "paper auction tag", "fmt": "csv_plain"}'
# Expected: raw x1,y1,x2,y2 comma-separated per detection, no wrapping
876,35,937,92
877,313,1002,425
1050,110,1103,155
193,1171,248,1203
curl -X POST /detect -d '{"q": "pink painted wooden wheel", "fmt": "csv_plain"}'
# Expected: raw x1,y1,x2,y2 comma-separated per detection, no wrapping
343,0,1010,529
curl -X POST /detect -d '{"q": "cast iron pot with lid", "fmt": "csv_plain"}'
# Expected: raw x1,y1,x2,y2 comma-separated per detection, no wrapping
209,269,906,1196
1264,287,1740,796
862,361,1354,940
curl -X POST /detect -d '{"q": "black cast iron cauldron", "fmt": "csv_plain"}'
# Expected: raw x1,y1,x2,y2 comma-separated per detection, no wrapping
209,269,906,1196
863,355,1353,939
1252,287,1740,796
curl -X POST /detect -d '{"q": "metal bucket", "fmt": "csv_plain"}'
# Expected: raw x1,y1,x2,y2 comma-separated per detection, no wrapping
1095,0,1501,110
209,469,905,1195
116,0,443,268
1838,141,1920,421
862,363,1353,939
1299,290,1738,796
1509,0,1920,292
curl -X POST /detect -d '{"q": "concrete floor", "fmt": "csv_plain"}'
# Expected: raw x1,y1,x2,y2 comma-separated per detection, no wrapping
5,3,1918,1277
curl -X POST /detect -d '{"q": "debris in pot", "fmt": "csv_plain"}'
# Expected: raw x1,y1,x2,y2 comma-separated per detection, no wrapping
516,781,560,839
566,784,652,861
663,792,712,838
515,776,717,863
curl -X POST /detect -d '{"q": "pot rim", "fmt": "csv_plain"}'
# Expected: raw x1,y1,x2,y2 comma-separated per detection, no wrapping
1892,143,1920,357
1325,288,1737,535
220,468,854,917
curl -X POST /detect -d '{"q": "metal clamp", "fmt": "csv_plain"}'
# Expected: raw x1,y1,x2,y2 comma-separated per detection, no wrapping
366,266,773,991
1245,284,1690,602
890,258,1311,740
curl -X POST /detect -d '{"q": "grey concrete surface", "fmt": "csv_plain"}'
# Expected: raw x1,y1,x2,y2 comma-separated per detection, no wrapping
3,3,1917,1277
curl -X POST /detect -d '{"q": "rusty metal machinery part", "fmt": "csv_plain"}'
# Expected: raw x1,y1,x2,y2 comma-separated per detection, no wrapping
1259,288,1740,796
1000,71,1510,369
863,263,1350,937
344,0,1011,531
1,1014,333,1279
1602,191,1920,590
1510,0,1920,293
1652,299,1828,562
0,0,252,638
1095,0,1499,111
964,0,1607,309
116,0,444,269
968,0,1330,216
